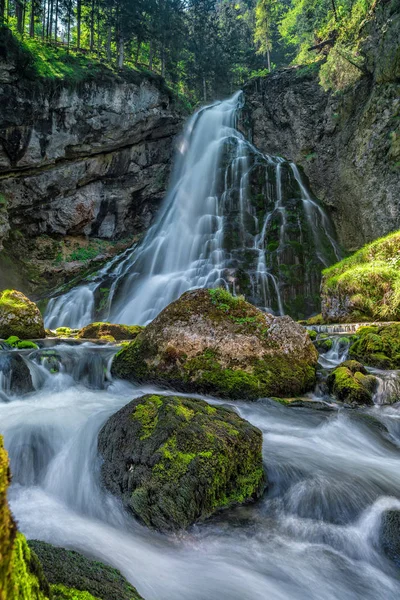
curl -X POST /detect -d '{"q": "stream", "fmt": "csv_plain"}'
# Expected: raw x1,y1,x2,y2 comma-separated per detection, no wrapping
1,340,400,599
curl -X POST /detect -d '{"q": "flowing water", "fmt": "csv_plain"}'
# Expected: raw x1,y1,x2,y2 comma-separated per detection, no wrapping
45,92,340,328
1,343,400,599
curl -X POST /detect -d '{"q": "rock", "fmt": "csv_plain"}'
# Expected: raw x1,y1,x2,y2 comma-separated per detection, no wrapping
0,289,45,339
380,510,400,566
0,351,34,395
98,393,266,531
349,324,400,369
77,322,143,341
112,288,318,400
28,540,144,600
321,231,400,323
315,334,333,353
0,435,51,600
327,360,378,405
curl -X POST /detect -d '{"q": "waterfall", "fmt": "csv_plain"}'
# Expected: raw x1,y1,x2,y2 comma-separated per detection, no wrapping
45,91,341,328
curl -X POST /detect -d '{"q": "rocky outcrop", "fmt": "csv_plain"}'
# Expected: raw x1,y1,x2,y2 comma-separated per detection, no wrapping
321,230,400,323
380,510,400,566
349,324,400,369
244,0,400,251
0,289,45,339
327,360,377,406
112,288,318,400
77,322,143,341
29,540,144,600
0,48,184,294
98,393,265,531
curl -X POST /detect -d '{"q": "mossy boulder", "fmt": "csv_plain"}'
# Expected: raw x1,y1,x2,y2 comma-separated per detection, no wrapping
5,336,39,350
77,322,143,341
111,289,318,400
321,231,400,322
98,394,266,531
380,510,400,567
0,435,51,600
349,324,400,369
0,352,34,396
0,289,45,339
28,540,144,600
315,334,333,353
327,360,378,405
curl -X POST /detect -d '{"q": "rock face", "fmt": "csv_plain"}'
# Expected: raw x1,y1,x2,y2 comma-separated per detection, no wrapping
327,360,377,406
321,230,400,323
0,352,34,396
244,0,400,251
0,46,184,293
349,324,400,369
112,288,318,400
0,289,45,339
98,394,265,531
29,540,144,600
77,322,143,341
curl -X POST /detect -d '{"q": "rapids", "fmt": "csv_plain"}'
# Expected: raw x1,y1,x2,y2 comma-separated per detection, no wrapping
2,342,400,599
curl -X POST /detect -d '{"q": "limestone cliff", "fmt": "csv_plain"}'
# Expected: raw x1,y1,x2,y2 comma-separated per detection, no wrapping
0,39,184,294
244,0,399,252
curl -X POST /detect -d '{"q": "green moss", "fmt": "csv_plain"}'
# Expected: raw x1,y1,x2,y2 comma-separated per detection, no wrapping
308,329,318,340
77,322,143,341
349,324,400,369
51,584,99,600
327,360,377,405
132,395,163,440
5,336,39,350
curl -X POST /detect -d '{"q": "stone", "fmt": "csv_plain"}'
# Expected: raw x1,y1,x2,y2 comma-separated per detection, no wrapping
0,289,45,339
28,540,144,600
98,394,266,531
349,323,400,369
112,288,318,400
327,360,378,405
77,322,143,341
0,351,34,395
380,510,400,567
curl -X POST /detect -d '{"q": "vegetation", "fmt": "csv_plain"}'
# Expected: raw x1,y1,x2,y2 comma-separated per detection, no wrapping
0,0,377,101
349,324,400,369
322,231,400,322
327,359,377,405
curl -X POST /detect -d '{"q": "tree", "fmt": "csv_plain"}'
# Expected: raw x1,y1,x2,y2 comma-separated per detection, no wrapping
254,0,276,71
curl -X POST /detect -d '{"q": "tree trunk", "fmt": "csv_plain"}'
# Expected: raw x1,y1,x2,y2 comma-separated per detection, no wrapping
203,77,207,102
149,40,154,70
16,0,23,33
118,35,124,69
54,0,59,43
90,0,95,51
106,24,112,62
0,0,5,24
29,0,35,37
67,0,72,52
267,49,271,72
77,0,81,49
135,38,142,65
49,0,53,41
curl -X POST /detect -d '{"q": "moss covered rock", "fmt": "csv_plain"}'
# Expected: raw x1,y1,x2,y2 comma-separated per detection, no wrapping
77,322,143,341
0,289,45,339
0,436,51,600
28,541,144,600
327,360,378,405
98,394,266,531
111,289,318,400
321,231,400,323
349,323,400,369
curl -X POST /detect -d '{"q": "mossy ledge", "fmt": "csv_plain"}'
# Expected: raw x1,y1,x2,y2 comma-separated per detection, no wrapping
77,322,144,341
349,323,400,369
98,394,266,532
327,360,378,406
111,288,318,400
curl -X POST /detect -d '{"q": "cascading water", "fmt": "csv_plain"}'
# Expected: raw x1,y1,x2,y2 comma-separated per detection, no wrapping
45,91,341,328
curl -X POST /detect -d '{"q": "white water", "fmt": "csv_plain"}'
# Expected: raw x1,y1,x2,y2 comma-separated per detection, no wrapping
2,343,400,599
45,92,340,328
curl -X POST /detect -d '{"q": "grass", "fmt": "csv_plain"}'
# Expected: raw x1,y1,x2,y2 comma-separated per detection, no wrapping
322,230,400,321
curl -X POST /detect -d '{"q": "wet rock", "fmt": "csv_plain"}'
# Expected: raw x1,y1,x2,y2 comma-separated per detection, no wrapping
0,351,34,395
349,324,400,369
112,288,318,400
327,360,378,406
0,289,45,339
77,322,143,341
380,510,400,567
98,393,266,531
28,540,144,600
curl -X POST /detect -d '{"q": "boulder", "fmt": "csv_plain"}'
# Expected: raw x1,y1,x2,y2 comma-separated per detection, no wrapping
111,289,318,400
28,540,144,600
77,322,143,341
98,394,266,531
0,289,45,339
0,351,34,396
327,360,378,406
380,510,400,567
349,324,400,369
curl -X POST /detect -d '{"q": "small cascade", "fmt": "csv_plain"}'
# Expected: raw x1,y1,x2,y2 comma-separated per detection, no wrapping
308,322,398,335
45,91,341,328
318,336,351,369
371,369,400,406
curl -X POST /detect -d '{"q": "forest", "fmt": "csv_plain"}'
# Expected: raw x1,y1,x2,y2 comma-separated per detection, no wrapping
1,0,375,100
